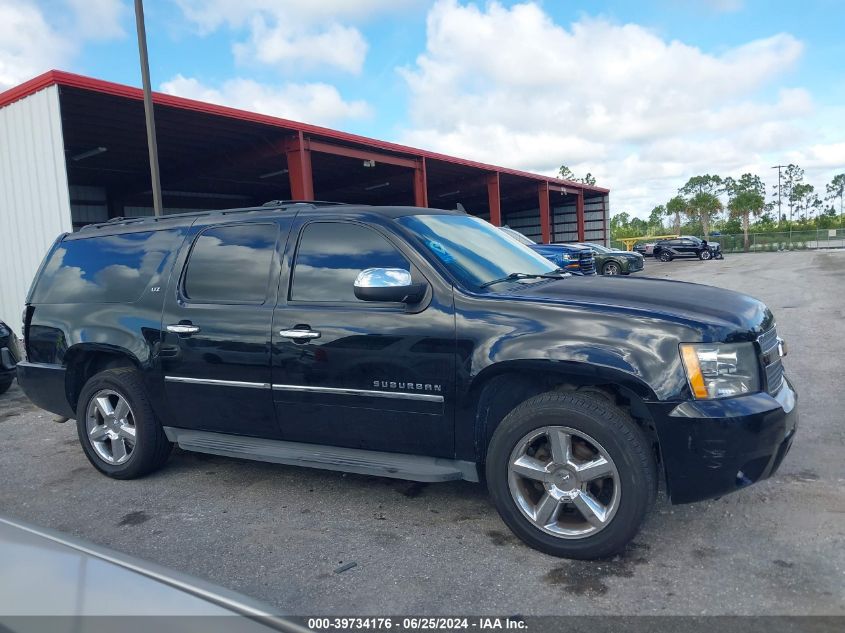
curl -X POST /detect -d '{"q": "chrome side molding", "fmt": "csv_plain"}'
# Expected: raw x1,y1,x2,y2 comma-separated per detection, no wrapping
164,376,270,389
164,376,445,402
271,383,444,403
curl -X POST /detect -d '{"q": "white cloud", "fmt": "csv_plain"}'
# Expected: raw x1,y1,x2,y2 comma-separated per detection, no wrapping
700,0,744,12
66,0,126,40
175,0,415,74
0,1,72,90
233,17,368,74
0,0,126,91
398,0,835,218
160,74,372,126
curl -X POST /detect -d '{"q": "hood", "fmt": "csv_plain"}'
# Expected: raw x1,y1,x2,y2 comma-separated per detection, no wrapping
499,275,773,338
530,244,591,256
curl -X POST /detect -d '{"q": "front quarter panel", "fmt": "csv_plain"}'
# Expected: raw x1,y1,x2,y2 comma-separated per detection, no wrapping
453,292,708,460
456,295,697,401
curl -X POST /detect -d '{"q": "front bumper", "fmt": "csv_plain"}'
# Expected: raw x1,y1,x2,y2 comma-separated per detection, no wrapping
625,257,644,273
648,378,798,504
1,344,19,379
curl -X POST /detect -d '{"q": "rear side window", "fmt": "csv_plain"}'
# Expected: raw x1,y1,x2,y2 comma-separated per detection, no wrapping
183,224,277,303
291,222,409,302
31,230,176,304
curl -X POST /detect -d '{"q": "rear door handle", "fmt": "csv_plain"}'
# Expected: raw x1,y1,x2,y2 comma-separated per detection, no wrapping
279,329,321,340
167,324,201,335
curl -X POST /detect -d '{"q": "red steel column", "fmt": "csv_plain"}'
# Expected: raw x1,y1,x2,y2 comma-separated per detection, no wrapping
487,172,502,226
539,182,551,243
576,191,586,242
413,157,428,207
602,195,609,245
286,132,314,200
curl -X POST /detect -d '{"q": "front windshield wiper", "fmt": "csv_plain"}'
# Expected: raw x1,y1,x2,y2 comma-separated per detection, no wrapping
479,270,570,289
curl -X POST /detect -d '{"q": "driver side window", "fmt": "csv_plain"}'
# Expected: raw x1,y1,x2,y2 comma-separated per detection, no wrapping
291,222,410,302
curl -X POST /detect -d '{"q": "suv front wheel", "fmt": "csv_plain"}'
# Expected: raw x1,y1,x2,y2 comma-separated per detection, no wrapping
602,261,621,275
486,391,656,559
76,368,172,479
658,250,672,262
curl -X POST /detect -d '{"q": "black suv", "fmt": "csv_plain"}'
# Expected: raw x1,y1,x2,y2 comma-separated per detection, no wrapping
653,236,722,262
0,320,20,395
17,203,796,559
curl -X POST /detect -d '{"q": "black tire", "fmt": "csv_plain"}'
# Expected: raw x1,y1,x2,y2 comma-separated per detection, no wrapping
602,261,621,276
0,375,13,395
699,249,712,261
76,368,172,479
658,251,672,262
486,391,656,559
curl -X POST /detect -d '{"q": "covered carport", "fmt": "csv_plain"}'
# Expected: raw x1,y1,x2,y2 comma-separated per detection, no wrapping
6,71,608,239
0,70,609,323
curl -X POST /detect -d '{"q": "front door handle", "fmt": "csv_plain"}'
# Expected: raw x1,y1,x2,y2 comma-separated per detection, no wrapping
167,323,201,335
279,329,321,341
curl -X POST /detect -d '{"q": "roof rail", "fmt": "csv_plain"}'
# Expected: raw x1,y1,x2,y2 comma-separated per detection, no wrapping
77,200,359,233
261,199,350,207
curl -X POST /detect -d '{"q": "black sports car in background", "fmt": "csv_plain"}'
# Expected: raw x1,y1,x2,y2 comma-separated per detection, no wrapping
0,320,20,395
652,236,723,262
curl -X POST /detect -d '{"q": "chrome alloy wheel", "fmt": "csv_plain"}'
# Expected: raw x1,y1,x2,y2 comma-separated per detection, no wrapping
507,426,620,539
85,389,137,465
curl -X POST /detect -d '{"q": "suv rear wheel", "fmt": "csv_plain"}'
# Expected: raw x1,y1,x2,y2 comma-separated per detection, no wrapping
486,391,656,559
76,368,172,479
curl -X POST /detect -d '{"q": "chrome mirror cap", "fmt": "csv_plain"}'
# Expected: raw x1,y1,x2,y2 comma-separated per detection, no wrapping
354,268,412,288
353,268,427,304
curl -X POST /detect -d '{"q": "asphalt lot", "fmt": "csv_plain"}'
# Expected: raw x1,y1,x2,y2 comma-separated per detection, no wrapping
1,250,843,615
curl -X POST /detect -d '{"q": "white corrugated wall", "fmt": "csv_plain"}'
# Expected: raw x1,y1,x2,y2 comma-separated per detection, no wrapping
0,85,72,328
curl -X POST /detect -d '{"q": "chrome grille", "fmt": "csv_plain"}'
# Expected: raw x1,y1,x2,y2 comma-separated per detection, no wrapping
758,326,784,394
579,253,596,275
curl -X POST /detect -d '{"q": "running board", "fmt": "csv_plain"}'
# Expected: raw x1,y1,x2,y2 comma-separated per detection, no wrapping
162,428,479,483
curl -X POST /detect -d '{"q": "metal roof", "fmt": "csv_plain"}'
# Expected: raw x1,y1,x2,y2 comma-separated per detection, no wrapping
0,70,609,196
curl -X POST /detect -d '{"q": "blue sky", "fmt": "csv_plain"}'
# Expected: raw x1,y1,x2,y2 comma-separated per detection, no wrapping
2,0,843,217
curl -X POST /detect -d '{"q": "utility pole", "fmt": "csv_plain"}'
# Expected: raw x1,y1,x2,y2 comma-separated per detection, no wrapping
134,0,163,217
771,164,785,227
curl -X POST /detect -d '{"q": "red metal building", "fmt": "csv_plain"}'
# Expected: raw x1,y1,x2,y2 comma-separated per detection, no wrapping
0,70,609,244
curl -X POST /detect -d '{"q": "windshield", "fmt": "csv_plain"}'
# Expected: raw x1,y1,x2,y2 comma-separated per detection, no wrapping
499,226,536,246
584,242,611,253
398,215,559,290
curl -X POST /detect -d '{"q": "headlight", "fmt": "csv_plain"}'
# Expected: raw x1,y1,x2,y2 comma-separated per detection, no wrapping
679,343,760,399
558,253,572,261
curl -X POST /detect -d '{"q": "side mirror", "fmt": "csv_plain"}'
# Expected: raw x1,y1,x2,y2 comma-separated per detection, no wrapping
354,268,427,303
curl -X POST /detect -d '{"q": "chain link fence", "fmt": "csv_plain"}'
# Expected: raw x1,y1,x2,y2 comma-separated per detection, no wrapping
611,228,845,253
